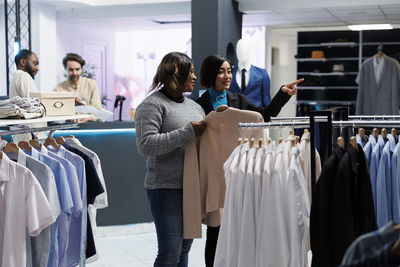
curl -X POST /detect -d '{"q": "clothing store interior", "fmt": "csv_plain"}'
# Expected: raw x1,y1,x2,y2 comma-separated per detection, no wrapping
1,0,400,266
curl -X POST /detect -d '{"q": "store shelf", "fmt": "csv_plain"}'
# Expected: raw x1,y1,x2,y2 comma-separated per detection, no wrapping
298,86,358,90
0,114,91,127
296,57,359,62
298,42,358,47
298,72,358,76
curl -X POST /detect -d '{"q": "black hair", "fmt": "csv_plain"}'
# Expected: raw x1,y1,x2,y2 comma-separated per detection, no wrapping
200,55,232,88
151,52,193,91
14,49,33,67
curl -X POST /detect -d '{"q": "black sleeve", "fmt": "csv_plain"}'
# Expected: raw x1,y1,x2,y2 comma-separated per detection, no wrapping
245,86,291,122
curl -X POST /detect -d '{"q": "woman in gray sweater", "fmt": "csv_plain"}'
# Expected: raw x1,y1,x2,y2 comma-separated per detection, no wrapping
135,52,206,267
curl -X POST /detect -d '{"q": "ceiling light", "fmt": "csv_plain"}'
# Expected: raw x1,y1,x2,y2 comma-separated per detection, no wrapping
347,24,393,31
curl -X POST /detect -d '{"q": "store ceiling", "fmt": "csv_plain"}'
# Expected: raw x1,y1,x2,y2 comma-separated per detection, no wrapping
34,0,400,29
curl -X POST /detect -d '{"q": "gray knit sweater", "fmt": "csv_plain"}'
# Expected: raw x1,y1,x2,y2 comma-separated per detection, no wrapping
135,91,205,189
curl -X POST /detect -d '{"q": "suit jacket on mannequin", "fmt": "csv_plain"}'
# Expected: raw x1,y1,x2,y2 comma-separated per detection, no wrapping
196,87,290,121
229,65,271,108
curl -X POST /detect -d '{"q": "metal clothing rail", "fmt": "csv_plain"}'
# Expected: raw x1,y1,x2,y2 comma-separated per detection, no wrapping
270,115,400,122
0,123,79,137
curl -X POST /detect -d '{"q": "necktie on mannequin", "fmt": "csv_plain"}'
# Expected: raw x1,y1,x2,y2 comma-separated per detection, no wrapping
241,68,246,92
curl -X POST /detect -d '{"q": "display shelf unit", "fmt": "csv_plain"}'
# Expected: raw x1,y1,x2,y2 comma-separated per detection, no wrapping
296,29,400,114
0,114,91,127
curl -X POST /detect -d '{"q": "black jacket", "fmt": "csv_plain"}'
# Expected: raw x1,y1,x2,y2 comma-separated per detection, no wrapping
311,144,377,267
331,144,377,266
311,144,345,267
195,87,291,121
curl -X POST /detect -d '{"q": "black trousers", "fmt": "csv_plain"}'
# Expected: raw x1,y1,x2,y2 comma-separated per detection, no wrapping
205,225,220,267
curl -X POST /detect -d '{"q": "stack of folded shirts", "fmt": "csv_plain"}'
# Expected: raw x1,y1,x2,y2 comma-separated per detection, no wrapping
0,96,45,119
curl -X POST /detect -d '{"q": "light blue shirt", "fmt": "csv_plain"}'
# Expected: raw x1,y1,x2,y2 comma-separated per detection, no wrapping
369,135,377,147
370,142,381,214
376,141,392,228
29,147,73,267
40,145,83,267
391,142,400,224
47,145,88,267
378,135,386,155
356,134,367,148
363,142,372,166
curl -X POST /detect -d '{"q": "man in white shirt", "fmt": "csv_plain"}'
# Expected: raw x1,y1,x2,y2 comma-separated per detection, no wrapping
9,49,39,97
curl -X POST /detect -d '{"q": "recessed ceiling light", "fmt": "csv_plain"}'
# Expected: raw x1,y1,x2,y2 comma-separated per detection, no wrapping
347,24,393,31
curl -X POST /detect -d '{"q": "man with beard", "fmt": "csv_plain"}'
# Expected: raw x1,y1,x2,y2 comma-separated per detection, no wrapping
10,49,39,97
54,53,101,109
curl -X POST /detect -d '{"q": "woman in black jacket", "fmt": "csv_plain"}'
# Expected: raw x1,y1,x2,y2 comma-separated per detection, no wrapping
195,54,303,267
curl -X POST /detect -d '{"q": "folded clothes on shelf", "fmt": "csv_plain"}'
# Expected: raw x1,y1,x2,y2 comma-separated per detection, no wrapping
0,96,45,119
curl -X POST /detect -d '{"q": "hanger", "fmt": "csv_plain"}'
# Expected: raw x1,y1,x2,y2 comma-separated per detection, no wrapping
394,224,400,234
376,44,384,59
216,105,228,112
0,151,2,160
29,139,42,149
278,122,284,144
66,135,75,139
391,128,398,143
267,138,272,145
18,141,32,152
56,136,65,145
3,142,19,154
44,137,60,149
372,128,379,140
381,128,388,140
358,128,367,142
249,137,254,148
337,136,345,149
258,138,264,148
349,136,359,151
295,136,300,144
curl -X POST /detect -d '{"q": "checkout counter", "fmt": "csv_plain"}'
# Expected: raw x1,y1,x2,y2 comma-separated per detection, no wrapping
53,121,152,226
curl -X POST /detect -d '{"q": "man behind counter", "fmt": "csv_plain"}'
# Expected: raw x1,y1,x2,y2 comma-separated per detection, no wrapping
10,49,39,98
54,53,101,109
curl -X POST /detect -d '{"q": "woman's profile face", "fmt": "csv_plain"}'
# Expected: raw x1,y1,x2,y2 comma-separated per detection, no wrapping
182,65,197,92
213,61,232,92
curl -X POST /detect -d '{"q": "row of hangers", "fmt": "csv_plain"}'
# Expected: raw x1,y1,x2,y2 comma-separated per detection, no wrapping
337,127,398,151
238,128,308,149
1,135,75,156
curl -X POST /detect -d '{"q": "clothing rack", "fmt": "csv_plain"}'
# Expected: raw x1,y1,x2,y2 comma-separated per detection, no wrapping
0,114,90,139
239,112,400,196
0,123,79,138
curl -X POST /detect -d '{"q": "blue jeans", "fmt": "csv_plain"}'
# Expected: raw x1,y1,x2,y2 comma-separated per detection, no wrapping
147,189,193,267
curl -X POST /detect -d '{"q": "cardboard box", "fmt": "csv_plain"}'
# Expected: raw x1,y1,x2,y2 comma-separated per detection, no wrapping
30,92,76,116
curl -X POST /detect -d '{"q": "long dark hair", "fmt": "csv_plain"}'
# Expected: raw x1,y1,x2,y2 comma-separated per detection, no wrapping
151,52,193,91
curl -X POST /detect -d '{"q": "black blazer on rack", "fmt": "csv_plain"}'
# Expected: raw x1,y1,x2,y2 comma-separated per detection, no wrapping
311,144,377,267
311,144,345,267
195,87,291,122
331,144,377,266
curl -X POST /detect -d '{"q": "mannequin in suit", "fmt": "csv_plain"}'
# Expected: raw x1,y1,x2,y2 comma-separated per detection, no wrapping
229,39,271,107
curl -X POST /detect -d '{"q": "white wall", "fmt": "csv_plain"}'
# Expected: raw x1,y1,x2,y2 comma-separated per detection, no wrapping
56,21,115,109
31,2,57,92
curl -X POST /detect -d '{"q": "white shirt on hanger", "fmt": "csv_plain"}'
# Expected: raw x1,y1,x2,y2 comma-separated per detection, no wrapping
0,152,54,267
238,146,258,267
215,142,249,267
257,142,289,267
284,147,310,267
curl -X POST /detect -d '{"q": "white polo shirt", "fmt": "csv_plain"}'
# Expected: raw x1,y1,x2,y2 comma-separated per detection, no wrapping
0,152,54,267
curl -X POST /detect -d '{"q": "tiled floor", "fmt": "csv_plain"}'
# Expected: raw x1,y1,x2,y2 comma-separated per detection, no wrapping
87,223,207,267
